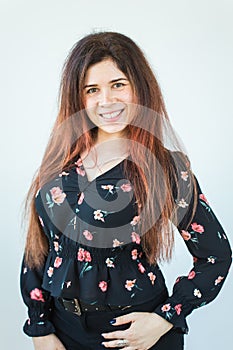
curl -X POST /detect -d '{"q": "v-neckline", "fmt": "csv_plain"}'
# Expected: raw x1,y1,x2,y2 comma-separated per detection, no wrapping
78,154,129,184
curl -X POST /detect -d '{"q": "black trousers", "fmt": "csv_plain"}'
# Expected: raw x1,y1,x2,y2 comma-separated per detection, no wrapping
51,295,184,350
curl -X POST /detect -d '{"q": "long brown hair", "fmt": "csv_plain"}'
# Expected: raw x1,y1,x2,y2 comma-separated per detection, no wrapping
23,31,197,269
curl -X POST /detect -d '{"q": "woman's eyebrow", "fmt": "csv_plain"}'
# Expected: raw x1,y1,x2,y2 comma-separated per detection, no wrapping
83,78,128,89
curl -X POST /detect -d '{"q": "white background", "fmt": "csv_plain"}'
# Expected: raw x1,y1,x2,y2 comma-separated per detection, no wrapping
0,0,232,349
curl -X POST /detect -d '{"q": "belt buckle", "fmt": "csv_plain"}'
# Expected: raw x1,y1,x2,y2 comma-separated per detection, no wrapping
73,298,82,316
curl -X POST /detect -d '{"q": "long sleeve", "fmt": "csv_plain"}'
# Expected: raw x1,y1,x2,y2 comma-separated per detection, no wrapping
20,188,57,337
153,157,232,334
20,256,55,337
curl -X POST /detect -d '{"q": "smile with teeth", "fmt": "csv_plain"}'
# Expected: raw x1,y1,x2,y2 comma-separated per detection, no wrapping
100,109,124,119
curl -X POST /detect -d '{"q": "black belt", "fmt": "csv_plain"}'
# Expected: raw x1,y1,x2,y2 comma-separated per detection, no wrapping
57,297,133,316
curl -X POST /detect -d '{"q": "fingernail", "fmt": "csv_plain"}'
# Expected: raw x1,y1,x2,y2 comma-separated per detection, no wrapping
109,318,116,324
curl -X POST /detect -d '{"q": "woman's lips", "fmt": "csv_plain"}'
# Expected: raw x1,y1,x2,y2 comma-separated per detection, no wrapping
99,109,124,122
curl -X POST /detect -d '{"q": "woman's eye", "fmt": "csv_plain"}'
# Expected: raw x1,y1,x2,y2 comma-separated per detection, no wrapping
113,82,125,88
86,88,98,94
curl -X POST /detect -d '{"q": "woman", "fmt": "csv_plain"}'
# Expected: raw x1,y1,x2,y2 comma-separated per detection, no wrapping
20,31,232,350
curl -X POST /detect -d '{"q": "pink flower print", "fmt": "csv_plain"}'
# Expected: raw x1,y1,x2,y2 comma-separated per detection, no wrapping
101,184,114,194
50,187,66,204
47,267,54,277
23,267,27,274
161,303,171,312
191,222,204,233
27,318,31,325
181,171,189,181
177,198,189,208
112,239,124,247
94,209,105,222
85,251,92,262
138,262,146,273
215,276,224,286
75,158,86,176
105,258,115,268
131,249,138,260
148,272,156,285
75,158,83,167
38,216,44,227
78,192,85,205
181,230,191,241
76,166,86,177
77,248,92,262
131,231,141,244
199,193,209,204
188,271,196,279
83,230,93,241
193,257,198,263
174,304,182,315
54,257,63,268
130,215,140,226
125,279,136,291
121,183,132,192
99,281,108,292
77,248,86,262
54,241,59,252
175,277,180,284
194,288,202,298
30,288,45,302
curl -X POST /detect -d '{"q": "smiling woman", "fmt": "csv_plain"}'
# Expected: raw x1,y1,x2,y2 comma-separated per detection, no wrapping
20,31,232,350
82,59,137,142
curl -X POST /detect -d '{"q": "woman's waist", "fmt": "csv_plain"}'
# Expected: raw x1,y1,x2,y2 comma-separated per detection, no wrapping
54,289,169,316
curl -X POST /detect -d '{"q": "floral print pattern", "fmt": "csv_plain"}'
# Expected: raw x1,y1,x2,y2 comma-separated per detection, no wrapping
30,288,45,302
161,303,183,319
20,151,232,337
99,281,108,292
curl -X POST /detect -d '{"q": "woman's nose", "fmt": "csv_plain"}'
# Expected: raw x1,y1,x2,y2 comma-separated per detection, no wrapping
98,88,116,106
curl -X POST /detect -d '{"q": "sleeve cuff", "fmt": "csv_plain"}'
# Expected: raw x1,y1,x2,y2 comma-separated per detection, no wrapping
153,296,194,334
23,301,55,337
23,318,55,337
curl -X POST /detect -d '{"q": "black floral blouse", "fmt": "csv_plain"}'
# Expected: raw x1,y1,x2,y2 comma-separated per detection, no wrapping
20,151,232,337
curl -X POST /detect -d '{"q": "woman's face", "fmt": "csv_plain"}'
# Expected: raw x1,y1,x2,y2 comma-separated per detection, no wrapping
82,58,137,141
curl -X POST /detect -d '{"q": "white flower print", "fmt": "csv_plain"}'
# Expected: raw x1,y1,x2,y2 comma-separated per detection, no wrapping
130,215,140,226
47,267,54,277
177,198,189,208
93,209,105,222
194,288,202,298
101,184,115,194
207,256,216,264
148,272,156,285
58,171,69,177
181,171,189,181
113,239,124,247
105,258,115,268
66,281,72,288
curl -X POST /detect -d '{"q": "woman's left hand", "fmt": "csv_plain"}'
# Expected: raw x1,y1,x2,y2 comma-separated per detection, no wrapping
101,311,173,349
